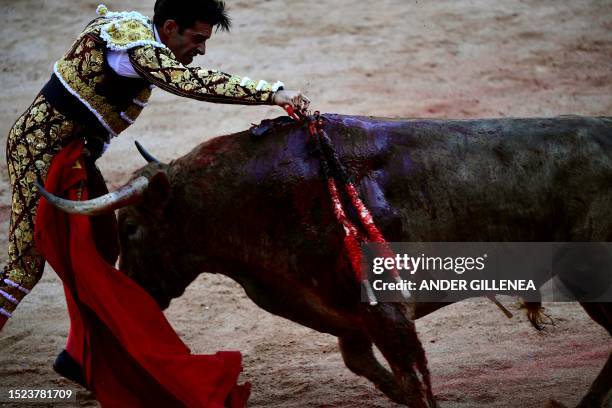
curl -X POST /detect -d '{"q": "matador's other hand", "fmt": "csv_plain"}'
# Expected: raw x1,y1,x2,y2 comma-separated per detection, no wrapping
273,90,310,114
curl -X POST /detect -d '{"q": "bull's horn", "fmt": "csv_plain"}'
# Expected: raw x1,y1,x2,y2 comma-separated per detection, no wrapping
35,176,149,216
135,141,160,164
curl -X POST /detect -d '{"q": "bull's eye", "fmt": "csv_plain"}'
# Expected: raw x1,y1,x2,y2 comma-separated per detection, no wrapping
125,222,139,238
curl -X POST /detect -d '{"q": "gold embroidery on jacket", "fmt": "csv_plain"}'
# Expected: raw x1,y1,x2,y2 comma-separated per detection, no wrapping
129,45,277,105
55,17,153,136
53,5,280,138
99,12,166,51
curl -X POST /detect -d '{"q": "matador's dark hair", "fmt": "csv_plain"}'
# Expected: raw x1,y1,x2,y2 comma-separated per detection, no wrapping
153,0,231,32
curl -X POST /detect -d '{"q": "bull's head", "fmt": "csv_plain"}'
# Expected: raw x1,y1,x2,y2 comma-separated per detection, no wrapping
37,142,188,309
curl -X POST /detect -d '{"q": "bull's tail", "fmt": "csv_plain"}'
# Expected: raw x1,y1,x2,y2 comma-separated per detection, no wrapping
522,300,555,331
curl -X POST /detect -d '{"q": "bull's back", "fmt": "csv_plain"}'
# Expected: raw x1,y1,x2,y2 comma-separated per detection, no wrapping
175,114,612,244
321,115,612,242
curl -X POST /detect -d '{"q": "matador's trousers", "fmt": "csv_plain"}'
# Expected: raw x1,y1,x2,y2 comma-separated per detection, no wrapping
1,94,80,319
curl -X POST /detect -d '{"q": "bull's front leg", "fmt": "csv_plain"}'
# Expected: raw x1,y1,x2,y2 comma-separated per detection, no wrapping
360,302,437,408
339,334,405,403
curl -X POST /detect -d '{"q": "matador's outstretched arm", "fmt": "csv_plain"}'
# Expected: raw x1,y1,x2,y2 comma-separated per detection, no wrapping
129,45,282,105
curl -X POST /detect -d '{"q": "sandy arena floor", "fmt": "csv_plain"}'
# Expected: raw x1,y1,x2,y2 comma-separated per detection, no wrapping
0,0,611,407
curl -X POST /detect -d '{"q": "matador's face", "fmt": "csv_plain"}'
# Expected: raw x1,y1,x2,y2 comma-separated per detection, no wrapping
162,20,213,65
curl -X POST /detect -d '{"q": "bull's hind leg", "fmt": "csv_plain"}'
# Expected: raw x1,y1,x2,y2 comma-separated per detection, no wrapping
575,353,612,408
339,334,405,404
575,303,611,408
360,302,437,408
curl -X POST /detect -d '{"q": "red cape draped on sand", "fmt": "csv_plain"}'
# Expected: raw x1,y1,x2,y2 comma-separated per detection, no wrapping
34,139,250,407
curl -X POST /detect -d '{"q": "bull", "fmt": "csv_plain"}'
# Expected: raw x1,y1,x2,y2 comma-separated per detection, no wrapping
40,114,612,407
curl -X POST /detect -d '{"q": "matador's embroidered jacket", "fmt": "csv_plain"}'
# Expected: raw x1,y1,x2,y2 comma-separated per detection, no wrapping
53,5,283,137
0,5,285,322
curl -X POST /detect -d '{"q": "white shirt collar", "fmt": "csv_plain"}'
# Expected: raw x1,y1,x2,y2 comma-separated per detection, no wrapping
153,25,161,43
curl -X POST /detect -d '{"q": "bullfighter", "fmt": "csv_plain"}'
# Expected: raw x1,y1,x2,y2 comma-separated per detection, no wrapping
1,0,309,327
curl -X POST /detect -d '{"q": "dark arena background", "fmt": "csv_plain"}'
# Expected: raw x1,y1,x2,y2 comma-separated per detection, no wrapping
0,1,611,407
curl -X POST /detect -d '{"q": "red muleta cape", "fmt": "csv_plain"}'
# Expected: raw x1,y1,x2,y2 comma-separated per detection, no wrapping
34,139,250,407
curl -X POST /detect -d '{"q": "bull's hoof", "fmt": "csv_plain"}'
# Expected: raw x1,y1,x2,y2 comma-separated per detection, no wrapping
53,350,86,388
375,383,406,405
544,399,568,408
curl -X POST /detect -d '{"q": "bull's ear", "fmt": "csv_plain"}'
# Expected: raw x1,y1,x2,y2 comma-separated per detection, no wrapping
145,171,171,213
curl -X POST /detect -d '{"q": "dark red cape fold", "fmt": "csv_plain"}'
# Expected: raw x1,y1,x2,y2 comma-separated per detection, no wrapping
34,139,250,408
